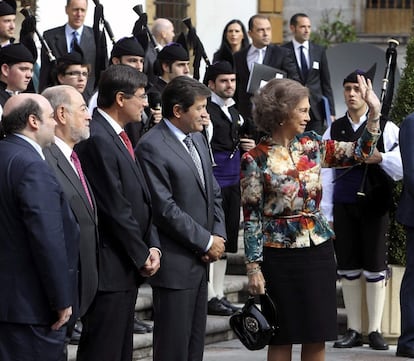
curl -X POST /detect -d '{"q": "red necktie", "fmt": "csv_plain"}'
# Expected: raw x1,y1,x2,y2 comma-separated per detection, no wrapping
71,150,94,209
119,130,135,160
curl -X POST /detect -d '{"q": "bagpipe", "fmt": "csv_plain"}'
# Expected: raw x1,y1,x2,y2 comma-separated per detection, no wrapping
333,39,399,207
354,39,398,208
181,17,210,81
20,0,55,63
91,0,116,87
132,4,161,54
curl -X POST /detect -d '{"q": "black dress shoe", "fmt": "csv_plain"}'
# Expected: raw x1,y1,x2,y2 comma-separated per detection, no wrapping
220,297,241,313
396,345,414,358
368,331,389,350
208,297,233,316
69,322,82,345
135,318,153,332
133,317,147,334
333,329,363,348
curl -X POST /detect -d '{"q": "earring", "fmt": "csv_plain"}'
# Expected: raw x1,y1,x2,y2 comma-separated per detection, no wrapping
278,122,284,126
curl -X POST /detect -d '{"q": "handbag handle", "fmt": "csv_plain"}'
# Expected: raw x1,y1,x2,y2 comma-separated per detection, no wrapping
259,291,277,328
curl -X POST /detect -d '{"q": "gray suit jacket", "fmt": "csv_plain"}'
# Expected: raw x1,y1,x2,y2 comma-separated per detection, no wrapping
44,143,98,317
40,25,96,101
137,120,226,289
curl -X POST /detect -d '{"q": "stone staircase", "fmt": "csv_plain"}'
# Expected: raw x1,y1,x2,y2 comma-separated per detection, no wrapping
67,232,351,360
67,236,249,361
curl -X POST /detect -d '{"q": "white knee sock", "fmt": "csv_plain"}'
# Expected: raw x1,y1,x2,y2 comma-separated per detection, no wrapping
342,277,362,333
366,279,386,333
208,263,216,300
212,259,227,299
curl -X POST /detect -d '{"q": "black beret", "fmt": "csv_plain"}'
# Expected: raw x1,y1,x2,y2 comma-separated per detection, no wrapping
111,36,145,60
157,42,189,62
0,0,16,16
57,42,85,65
0,43,35,65
343,63,376,85
205,61,235,82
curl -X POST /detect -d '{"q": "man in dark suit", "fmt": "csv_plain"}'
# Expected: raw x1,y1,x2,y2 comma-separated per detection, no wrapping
39,0,96,101
233,14,300,141
0,93,79,361
137,76,226,361
396,112,414,358
42,85,97,352
142,18,175,85
75,64,160,361
283,13,335,134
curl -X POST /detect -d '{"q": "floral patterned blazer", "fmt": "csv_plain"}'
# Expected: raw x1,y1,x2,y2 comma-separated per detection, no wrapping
241,129,379,263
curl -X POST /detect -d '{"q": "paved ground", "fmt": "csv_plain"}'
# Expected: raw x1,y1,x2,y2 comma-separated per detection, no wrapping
140,338,408,361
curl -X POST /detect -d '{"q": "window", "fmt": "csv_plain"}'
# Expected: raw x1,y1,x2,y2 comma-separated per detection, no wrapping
367,0,412,9
154,0,189,34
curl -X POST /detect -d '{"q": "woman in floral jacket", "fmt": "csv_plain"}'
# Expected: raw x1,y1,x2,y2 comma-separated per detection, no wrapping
241,77,381,361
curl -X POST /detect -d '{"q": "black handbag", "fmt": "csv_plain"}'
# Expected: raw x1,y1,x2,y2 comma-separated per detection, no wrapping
229,292,277,350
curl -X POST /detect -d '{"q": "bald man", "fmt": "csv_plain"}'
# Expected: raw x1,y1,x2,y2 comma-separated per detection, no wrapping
152,18,175,49
0,93,79,361
144,18,175,84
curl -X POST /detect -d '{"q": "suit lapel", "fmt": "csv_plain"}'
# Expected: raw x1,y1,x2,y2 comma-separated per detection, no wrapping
96,114,152,203
160,122,207,197
263,45,272,65
288,42,302,81
50,144,96,220
53,26,69,56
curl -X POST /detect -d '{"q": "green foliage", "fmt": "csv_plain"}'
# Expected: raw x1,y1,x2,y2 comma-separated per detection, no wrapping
388,182,406,265
385,36,414,265
310,9,357,47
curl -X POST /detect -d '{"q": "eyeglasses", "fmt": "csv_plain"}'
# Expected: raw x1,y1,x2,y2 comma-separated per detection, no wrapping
64,71,89,77
129,93,148,101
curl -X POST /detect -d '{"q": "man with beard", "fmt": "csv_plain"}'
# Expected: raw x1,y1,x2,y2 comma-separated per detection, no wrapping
42,85,97,359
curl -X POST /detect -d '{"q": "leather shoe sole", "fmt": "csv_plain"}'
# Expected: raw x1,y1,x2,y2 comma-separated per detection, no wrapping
333,329,363,348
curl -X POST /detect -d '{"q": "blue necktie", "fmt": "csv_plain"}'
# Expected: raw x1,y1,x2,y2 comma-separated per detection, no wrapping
300,45,308,81
70,31,79,52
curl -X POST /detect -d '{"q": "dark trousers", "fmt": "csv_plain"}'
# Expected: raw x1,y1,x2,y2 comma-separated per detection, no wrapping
76,288,138,361
221,183,241,253
0,322,66,361
152,272,207,361
333,202,389,272
398,226,414,349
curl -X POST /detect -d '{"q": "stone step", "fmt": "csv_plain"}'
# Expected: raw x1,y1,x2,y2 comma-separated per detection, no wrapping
67,275,248,360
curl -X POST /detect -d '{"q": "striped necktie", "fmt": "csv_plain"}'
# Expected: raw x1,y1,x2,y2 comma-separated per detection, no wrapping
183,134,205,189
